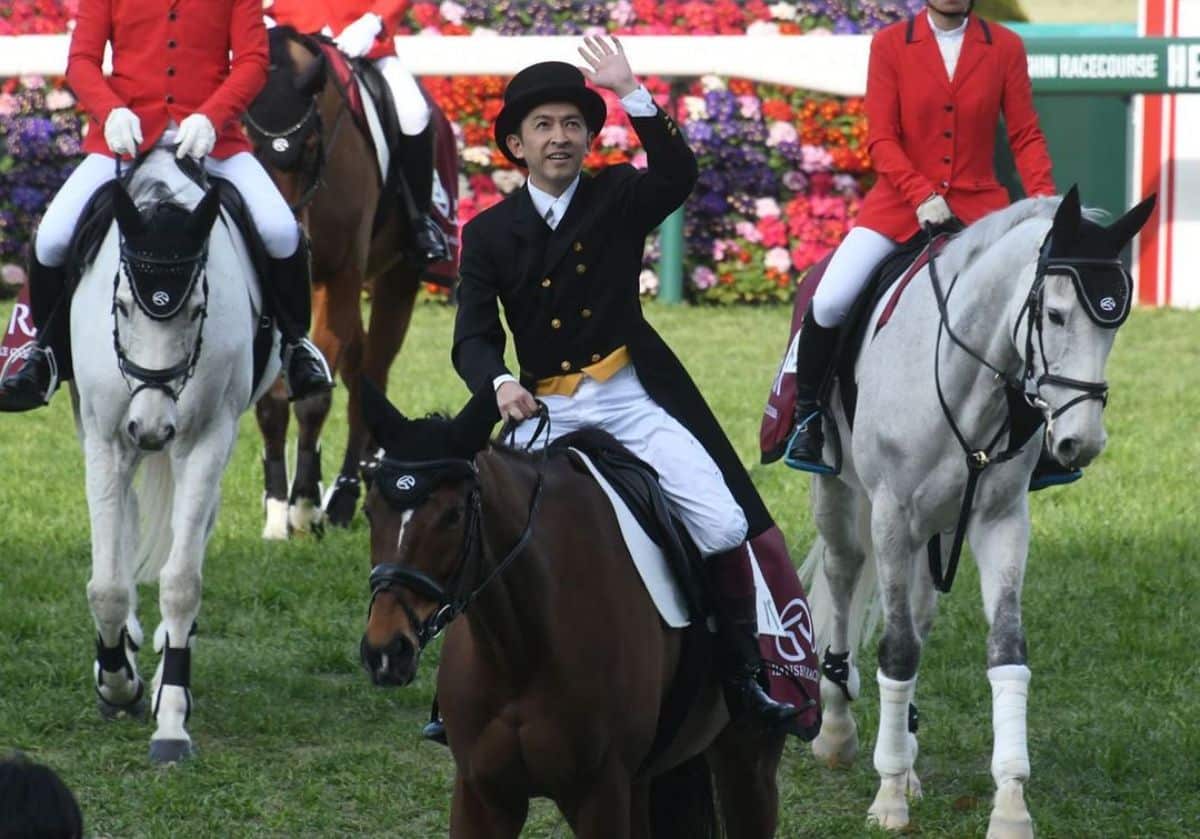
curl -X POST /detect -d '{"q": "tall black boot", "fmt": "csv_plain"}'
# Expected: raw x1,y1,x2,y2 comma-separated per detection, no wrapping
0,257,69,413
707,546,801,729
398,122,449,264
784,306,840,474
264,236,333,402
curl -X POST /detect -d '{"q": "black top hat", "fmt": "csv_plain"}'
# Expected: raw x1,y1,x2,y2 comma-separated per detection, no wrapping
494,61,608,167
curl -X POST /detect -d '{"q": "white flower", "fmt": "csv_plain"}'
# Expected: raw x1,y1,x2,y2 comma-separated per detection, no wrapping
639,269,659,296
746,21,781,36
755,197,781,218
765,247,792,273
463,146,492,166
766,121,798,147
439,1,466,24
491,169,525,193
700,75,726,93
768,2,798,21
682,96,708,121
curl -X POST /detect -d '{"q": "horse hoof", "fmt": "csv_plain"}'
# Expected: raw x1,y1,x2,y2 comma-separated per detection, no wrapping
288,499,324,537
149,738,194,765
811,714,858,768
97,693,147,722
987,780,1033,839
262,497,290,540
323,480,360,528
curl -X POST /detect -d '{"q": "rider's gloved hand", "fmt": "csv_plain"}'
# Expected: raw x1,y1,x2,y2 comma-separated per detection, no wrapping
104,107,143,158
175,114,217,160
334,13,383,59
916,193,953,228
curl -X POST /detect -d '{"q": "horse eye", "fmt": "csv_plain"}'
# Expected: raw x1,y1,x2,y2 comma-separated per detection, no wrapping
116,301,129,318
440,506,463,529
1047,309,1065,326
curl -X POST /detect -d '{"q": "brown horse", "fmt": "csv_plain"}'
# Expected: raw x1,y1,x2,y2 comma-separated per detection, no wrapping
358,383,786,838
244,26,426,537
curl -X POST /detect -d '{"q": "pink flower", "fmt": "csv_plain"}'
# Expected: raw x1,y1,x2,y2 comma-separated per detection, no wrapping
737,95,761,120
765,247,792,273
438,0,465,24
0,94,18,118
735,221,762,243
758,216,788,247
801,144,834,172
691,266,717,290
782,170,807,191
712,239,736,260
19,74,45,90
45,89,76,111
631,150,648,169
610,0,636,26
754,197,781,218
599,125,631,150
767,121,797,147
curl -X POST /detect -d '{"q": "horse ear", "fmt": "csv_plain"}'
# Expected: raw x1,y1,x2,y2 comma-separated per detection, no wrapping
113,183,145,237
185,188,222,241
1107,193,1157,252
450,387,500,457
360,377,409,454
294,53,326,96
1051,185,1082,245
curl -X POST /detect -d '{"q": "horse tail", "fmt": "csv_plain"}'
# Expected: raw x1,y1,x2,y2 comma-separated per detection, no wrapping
133,452,175,584
800,531,882,656
649,754,720,839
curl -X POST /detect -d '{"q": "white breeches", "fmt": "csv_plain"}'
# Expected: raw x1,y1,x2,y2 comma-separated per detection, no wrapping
508,365,749,557
375,55,430,136
36,150,299,266
810,226,897,328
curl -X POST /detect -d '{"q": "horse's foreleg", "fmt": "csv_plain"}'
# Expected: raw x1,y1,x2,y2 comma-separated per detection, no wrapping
708,721,785,839
563,757,633,839
810,475,867,768
147,423,236,764
866,494,923,831
971,508,1034,839
289,388,332,535
84,436,145,717
449,775,528,839
255,380,291,540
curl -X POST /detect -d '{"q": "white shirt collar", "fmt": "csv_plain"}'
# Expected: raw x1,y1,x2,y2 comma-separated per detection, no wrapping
527,174,582,230
928,11,969,39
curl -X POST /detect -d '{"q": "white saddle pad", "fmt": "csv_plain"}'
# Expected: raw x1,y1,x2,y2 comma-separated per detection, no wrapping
569,448,786,635
355,78,390,185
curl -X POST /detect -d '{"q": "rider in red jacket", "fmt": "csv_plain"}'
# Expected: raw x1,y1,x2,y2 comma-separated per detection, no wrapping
0,0,332,413
265,0,447,261
785,0,1057,475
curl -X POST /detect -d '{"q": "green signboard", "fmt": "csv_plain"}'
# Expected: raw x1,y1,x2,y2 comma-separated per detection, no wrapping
1025,37,1200,94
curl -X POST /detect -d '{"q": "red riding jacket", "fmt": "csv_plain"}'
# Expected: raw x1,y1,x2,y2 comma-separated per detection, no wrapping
856,14,1056,241
266,0,410,60
67,0,268,159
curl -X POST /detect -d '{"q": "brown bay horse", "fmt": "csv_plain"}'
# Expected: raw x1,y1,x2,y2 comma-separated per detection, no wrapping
357,382,786,838
244,27,427,537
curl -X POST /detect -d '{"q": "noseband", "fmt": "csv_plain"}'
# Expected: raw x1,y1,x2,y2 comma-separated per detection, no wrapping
363,445,547,651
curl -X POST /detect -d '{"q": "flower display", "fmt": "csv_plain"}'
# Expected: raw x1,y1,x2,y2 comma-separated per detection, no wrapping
1,0,926,303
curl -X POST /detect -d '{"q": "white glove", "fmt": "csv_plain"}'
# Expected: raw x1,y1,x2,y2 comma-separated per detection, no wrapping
334,12,383,58
175,114,217,160
916,193,954,227
103,107,143,157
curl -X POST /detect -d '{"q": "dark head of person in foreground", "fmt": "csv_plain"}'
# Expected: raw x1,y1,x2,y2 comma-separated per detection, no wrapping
0,753,83,839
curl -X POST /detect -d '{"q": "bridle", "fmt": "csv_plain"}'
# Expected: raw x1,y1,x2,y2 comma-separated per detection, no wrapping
925,225,1130,592
362,414,551,650
243,47,349,213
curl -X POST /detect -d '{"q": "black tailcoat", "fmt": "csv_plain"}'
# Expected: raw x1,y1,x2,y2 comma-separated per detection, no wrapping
453,105,773,535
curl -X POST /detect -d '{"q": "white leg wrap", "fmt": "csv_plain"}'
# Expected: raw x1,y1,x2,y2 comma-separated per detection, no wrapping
989,664,1032,786
873,670,917,777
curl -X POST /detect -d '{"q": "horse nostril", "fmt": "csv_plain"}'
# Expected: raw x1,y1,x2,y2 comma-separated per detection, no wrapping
163,425,176,443
127,420,139,439
1056,437,1080,464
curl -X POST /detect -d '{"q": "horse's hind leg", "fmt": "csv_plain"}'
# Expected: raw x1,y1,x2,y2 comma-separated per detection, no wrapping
84,437,145,718
866,492,924,830
810,474,869,769
970,506,1035,839
449,775,528,839
709,721,785,838
255,380,291,540
326,263,419,527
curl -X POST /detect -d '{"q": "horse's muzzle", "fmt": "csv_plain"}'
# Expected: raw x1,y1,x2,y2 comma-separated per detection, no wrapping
359,633,418,687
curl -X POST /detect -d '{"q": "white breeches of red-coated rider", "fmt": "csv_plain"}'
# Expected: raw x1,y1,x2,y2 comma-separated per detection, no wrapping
810,226,897,328
507,364,749,557
35,149,299,267
375,56,431,136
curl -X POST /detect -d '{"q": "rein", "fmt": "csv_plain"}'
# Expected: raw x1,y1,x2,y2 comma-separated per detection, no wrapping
925,228,1119,592
365,411,552,650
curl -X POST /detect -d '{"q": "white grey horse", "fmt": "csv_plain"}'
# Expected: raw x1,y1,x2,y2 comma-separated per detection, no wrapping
800,188,1155,836
70,148,280,763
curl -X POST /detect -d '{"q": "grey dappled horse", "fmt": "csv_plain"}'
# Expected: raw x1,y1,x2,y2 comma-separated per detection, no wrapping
799,188,1154,836
71,149,280,763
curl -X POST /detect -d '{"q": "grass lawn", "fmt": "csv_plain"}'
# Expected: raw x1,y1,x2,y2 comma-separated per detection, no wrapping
0,300,1196,837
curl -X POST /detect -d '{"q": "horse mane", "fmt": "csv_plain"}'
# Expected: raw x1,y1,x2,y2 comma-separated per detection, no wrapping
934,195,1061,280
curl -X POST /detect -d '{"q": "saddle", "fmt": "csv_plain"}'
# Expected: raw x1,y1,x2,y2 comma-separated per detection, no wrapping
66,165,276,393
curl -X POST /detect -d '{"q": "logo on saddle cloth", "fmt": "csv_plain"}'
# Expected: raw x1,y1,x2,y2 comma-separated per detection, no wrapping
1,284,37,374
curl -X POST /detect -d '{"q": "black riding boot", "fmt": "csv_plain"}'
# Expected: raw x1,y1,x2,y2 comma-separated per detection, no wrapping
784,306,839,474
264,237,333,401
707,546,801,729
399,122,449,264
0,257,69,413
